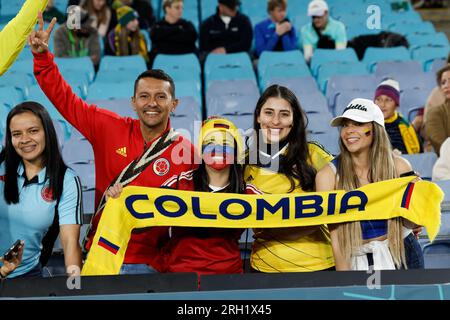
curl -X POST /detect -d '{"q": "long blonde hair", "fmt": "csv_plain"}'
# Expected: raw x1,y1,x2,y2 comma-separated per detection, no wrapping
335,122,406,269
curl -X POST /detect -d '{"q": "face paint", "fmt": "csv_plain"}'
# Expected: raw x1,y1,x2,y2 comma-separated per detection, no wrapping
364,128,371,136
202,144,235,170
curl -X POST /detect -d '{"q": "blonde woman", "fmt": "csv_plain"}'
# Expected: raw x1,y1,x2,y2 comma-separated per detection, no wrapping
315,98,424,270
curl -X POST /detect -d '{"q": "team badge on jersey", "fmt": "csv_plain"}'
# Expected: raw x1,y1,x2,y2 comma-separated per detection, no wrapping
41,186,54,202
153,158,170,176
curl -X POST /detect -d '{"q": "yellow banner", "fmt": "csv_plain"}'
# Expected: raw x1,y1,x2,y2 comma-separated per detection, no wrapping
82,177,443,275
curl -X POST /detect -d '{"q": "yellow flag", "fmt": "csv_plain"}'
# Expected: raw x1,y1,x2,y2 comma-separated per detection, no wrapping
82,177,443,275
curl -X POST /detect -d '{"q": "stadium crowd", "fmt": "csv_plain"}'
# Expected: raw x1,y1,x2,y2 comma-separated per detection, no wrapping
0,0,449,280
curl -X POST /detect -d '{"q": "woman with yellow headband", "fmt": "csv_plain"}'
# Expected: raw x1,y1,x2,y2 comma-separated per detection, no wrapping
107,116,261,275
0,1,49,76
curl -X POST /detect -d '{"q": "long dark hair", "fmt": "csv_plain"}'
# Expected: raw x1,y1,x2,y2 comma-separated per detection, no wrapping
1,102,67,204
251,84,316,192
193,138,245,194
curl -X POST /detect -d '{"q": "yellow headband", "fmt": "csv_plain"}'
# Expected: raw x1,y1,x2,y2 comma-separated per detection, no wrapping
198,117,244,163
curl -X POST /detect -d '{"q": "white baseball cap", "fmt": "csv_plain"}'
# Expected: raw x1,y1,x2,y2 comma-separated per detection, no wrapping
330,98,385,127
307,0,329,17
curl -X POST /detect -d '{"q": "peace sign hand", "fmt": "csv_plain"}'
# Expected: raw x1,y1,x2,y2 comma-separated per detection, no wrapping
28,12,57,54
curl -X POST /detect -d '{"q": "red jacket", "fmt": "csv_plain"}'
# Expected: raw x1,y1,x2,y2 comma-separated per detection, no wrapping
161,170,261,275
33,52,197,271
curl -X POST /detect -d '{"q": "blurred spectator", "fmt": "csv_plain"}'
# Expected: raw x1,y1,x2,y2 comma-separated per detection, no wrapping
432,137,450,181
425,65,450,156
348,31,408,60
424,55,450,121
374,79,422,154
300,0,346,63
107,2,149,63
54,8,101,68
149,0,198,65
200,0,252,57
43,0,66,24
112,0,155,31
254,0,297,58
81,0,112,37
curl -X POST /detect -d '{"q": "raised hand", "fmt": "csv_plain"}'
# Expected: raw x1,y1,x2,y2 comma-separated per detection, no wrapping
28,12,57,54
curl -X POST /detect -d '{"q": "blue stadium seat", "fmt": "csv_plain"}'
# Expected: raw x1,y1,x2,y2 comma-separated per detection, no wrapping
153,53,201,77
375,60,423,80
171,96,202,141
0,0,23,19
0,86,24,108
407,32,449,50
326,74,378,110
377,71,435,92
0,103,11,141
86,83,133,100
52,119,69,149
98,55,147,73
207,91,259,117
55,57,95,83
94,69,141,84
298,91,329,114
434,180,450,202
258,50,310,89
69,162,95,191
26,86,78,143
206,79,259,111
63,138,94,165
334,89,373,117
53,0,68,13
184,7,200,31
399,88,431,117
220,113,254,132
307,111,334,134
205,52,256,88
382,10,423,27
389,21,436,36
8,59,33,75
200,0,216,20
423,241,450,269
0,71,34,94
411,46,450,71
310,48,359,77
309,129,340,156
85,99,136,118
363,46,411,72
402,152,438,180
430,58,446,75
266,76,319,95
316,61,368,92
175,80,202,106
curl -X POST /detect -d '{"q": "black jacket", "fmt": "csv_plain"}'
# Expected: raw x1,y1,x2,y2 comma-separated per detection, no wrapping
200,11,252,54
150,18,198,55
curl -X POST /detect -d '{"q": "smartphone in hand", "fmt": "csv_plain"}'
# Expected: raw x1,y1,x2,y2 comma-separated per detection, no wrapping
3,240,23,261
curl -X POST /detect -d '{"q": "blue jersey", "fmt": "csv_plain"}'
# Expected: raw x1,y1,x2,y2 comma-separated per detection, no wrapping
0,162,82,278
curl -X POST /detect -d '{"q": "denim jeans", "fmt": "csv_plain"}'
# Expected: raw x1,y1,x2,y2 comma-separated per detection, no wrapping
404,232,425,269
119,263,157,275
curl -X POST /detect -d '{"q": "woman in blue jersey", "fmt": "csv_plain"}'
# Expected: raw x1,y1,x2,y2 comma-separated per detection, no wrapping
315,98,424,270
244,84,335,272
0,102,83,278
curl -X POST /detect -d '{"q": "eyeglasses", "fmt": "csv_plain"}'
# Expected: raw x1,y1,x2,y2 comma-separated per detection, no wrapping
312,15,323,19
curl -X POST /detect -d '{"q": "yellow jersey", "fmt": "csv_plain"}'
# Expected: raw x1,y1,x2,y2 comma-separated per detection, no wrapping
245,142,335,272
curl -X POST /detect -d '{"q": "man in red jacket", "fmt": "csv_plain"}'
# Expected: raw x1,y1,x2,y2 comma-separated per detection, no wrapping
29,14,197,274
